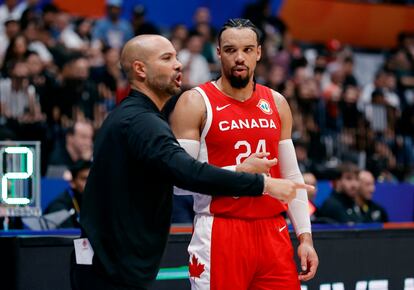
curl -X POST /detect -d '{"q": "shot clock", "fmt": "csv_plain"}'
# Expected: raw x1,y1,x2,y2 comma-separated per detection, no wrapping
0,141,41,217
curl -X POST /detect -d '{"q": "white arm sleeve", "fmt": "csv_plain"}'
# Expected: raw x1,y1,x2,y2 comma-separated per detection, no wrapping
278,139,312,236
177,139,200,159
173,139,237,195
173,139,200,195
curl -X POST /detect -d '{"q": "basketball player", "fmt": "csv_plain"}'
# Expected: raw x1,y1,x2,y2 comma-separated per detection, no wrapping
170,19,318,289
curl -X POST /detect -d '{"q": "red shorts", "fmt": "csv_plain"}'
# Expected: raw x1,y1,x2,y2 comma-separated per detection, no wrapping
188,215,301,290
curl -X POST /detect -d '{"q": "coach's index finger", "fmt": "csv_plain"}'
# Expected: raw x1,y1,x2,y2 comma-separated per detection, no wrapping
294,183,315,193
251,152,270,158
267,158,278,166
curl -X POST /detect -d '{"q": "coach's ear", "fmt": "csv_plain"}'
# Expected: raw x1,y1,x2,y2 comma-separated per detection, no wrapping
133,60,146,80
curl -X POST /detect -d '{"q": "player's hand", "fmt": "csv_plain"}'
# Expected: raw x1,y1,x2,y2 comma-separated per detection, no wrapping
236,152,277,175
297,233,319,281
264,178,315,203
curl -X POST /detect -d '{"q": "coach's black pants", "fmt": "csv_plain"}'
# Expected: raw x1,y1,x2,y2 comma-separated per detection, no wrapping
70,251,146,290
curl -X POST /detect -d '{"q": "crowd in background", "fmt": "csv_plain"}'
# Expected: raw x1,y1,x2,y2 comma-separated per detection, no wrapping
0,0,414,186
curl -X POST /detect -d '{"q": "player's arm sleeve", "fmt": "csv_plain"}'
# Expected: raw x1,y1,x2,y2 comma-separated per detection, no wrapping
174,139,200,196
173,139,237,195
279,139,312,236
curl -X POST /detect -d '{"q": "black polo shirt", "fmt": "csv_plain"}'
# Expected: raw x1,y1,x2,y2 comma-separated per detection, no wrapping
80,89,264,288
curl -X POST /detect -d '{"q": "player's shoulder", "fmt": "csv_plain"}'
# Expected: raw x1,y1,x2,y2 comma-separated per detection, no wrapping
270,88,287,103
181,87,203,99
266,87,289,112
173,87,207,117
178,88,205,107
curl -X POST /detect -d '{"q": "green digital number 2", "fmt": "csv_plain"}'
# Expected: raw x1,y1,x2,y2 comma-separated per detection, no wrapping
1,147,33,205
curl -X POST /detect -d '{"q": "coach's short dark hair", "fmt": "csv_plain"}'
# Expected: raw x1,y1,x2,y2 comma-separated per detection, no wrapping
217,18,262,46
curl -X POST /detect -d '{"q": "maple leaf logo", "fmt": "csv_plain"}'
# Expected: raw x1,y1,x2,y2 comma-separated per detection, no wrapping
189,255,205,279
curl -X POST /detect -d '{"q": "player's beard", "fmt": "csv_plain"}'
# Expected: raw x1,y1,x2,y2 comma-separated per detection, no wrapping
227,67,251,89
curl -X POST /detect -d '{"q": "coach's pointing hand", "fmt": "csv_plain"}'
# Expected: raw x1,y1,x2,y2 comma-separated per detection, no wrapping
263,177,315,203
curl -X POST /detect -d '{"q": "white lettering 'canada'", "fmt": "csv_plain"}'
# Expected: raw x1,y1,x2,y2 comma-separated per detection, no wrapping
218,118,277,131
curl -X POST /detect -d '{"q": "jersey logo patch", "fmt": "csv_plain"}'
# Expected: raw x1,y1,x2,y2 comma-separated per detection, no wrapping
257,99,273,115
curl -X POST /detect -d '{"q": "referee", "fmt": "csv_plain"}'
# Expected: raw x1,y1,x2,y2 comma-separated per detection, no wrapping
70,35,313,289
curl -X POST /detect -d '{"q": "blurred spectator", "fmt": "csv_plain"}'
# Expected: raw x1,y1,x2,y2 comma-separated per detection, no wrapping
92,0,133,49
73,18,93,47
0,17,20,66
54,56,98,123
359,69,400,111
178,31,211,89
90,46,126,125
26,51,57,122
340,85,362,129
40,3,59,37
265,63,286,91
322,63,344,134
364,89,389,133
58,13,89,52
0,57,50,175
342,56,358,87
357,170,388,222
393,32,414,107
131,5,159,36
398,103,414,175
23,20,54,65
242,0,287,42
48,120,93,176
318,163,364,224
44,159,92,228
90,46,122,103
295,78,324,133
1,34,29,76
17,0,40,26
295,140,314,173
191,7,219,76
169,24,188,52
0,0,26,30
0,60,43,122
366,139,397,181
387,49,414,109
192,6,211,27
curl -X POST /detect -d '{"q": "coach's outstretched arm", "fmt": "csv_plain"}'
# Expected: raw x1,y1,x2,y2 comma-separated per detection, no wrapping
128,109,313,201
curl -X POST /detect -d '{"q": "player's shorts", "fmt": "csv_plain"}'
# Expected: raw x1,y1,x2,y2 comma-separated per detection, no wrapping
188,214,301,290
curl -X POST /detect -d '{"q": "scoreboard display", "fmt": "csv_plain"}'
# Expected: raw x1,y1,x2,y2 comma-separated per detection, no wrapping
0,141,41,217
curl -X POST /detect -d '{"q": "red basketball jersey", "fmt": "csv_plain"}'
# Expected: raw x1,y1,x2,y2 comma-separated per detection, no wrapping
193,81,287,219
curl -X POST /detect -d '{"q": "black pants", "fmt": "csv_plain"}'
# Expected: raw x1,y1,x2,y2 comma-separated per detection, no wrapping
70,251,145,290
